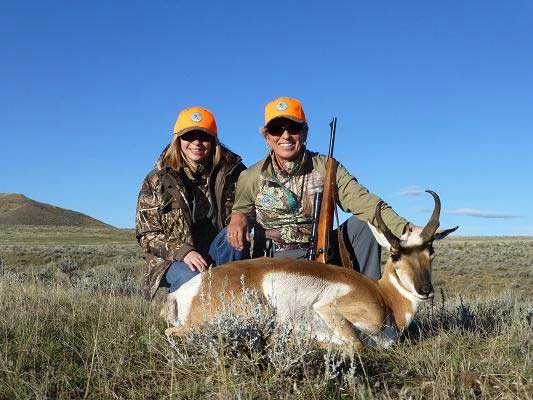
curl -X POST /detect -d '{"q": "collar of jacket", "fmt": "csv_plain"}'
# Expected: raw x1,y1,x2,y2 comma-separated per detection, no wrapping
183,163,210,185
154,144,244,230
259,148,314,181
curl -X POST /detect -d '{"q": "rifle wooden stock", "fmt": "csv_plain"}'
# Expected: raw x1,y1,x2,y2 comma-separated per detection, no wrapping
314,156,337,263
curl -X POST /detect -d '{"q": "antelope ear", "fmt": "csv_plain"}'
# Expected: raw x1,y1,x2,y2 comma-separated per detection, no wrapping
367,221,392,251
433,226,459,241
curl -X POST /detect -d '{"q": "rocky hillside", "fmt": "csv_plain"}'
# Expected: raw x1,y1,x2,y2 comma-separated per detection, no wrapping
0,193,114,228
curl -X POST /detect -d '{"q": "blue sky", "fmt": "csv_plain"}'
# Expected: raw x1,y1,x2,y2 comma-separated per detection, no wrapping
1,1,532,235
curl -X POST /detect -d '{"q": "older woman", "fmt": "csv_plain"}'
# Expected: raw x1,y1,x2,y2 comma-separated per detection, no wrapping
227,97,417,279
136,107,246,300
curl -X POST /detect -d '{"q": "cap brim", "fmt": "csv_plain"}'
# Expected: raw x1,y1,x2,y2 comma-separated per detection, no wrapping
265,115,306,127
174,126,217,137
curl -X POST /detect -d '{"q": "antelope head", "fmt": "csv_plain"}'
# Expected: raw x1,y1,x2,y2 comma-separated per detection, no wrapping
369,191,458,302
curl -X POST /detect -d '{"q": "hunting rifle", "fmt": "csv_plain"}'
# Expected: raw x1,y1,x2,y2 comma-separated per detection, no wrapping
308,117,337,263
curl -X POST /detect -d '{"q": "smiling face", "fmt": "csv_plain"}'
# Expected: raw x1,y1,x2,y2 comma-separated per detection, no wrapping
264,117,306,164
179,130,213,166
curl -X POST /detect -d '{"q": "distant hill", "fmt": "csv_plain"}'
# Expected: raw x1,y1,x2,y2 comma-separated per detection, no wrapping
0,193,114,228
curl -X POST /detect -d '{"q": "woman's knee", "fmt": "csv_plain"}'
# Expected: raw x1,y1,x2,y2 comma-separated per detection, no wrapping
344,216,379,249
344,216,368,237
209,227,247,264
164,261,199,292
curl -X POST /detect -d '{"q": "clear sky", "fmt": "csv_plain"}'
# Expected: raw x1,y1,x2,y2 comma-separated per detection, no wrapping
1,0,532,235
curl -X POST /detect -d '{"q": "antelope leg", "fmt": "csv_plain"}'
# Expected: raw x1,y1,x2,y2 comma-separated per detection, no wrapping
313,305,364,352
165,326,186,337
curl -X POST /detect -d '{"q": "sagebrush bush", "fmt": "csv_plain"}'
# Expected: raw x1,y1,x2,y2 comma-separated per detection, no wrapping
1,277,531,399
159,287,532,399
0,230,531,399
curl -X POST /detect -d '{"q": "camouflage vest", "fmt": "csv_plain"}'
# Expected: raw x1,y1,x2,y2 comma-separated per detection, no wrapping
255,151,322,244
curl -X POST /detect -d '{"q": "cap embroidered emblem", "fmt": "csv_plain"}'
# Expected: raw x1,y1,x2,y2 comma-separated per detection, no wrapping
275,101,289,111
190,112,202,122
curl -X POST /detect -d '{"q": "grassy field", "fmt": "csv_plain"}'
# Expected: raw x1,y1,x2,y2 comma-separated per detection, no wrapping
0,227,531,399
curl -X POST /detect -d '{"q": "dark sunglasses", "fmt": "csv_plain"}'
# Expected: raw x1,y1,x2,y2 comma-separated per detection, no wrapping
180,131,213,142
265,122,305,136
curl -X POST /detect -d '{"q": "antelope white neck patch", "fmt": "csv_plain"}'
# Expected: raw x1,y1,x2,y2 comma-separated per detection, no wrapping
388,271,418,314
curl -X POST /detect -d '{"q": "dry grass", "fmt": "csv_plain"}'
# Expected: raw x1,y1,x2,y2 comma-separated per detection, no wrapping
0,283,530,399
431,237,533,298
0,225,134,245
1,227,531,298
0,226,531,398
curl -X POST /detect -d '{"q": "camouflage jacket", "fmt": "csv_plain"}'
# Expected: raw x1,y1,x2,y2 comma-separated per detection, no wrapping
232,149,409,243
136,146,245,300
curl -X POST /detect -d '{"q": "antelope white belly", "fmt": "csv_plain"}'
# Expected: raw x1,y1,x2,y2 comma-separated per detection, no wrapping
261,271,350,335
261,272,350,316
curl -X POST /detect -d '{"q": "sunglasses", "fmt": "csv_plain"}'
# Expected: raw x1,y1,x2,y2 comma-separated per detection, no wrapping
180,131,213,142
265,122,305,136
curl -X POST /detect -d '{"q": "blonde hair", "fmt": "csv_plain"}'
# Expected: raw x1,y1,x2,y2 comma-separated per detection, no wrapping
161,134,222,171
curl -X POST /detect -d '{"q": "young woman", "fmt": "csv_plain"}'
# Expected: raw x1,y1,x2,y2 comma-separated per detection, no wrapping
136,107,246,300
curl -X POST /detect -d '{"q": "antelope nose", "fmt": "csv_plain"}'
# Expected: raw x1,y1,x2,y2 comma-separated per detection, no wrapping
421,283,434,297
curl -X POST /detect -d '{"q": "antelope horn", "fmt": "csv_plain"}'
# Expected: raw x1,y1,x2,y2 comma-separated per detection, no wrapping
420,190,441,243
374,201,402,250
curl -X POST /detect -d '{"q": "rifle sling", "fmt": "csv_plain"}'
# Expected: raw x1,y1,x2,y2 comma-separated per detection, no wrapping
333,186,353,269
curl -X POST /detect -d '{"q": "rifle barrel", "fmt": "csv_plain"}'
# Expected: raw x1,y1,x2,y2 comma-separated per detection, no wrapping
328,117,337,158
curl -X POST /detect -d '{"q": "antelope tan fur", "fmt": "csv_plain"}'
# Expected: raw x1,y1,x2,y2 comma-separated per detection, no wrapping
165,191,458,351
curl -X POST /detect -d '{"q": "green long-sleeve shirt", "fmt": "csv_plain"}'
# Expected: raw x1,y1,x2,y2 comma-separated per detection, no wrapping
232,150,408,243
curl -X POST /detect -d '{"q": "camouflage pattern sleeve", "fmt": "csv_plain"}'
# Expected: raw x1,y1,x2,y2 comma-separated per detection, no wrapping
135,175,194,261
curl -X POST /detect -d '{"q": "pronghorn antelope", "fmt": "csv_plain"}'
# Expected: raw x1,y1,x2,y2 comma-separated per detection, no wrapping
165,191,458,351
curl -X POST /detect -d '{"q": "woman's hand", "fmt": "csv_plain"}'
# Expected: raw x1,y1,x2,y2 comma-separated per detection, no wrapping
227,212,250,251
183,251,208,272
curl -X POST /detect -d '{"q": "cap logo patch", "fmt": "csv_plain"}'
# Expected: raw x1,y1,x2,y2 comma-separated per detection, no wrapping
275,101,289,111
190,112,202,122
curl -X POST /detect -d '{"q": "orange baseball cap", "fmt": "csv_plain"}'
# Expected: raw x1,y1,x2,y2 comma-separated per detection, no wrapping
264,97,306,126
173,106,218,137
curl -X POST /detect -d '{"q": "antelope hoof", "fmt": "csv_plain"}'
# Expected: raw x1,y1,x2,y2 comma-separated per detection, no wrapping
165,326,184,338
